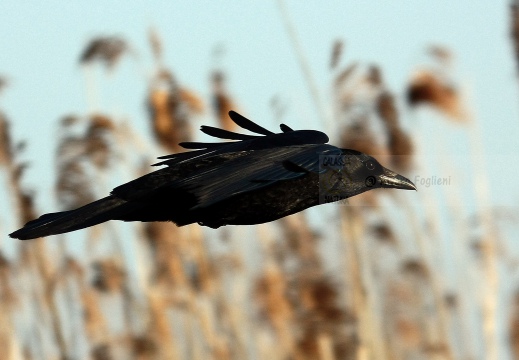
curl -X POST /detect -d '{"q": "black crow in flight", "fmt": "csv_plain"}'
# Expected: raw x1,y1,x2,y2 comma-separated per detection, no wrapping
10,111,416,240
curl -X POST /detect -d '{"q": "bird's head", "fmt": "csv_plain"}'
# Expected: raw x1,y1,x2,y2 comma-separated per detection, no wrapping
319,149,416,201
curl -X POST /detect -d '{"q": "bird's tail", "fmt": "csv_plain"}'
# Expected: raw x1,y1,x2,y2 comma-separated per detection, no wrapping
9,196,132,240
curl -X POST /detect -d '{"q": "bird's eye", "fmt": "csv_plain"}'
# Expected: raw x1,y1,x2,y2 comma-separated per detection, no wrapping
365,161,375,170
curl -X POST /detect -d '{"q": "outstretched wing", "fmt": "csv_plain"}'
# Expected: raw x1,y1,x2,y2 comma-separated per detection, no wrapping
111,111,335,214
153,111,328,167
168,144,341,210
112,142,340,211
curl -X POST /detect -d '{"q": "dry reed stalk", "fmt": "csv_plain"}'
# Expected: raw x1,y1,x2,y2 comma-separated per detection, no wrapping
187,225,215,294
0,322,15,360
144,223,201,359
511,1,519,73
330,39,344,70
409,57,496,357
181,304,205,360
18,239,68,358
397,71,467,357
113,124,158,303
376,91,414,171
383,280,424,358
130,334,157,360
276,0,330,127
0,113,12,167
0,76,8,96
254,224,294,360
36,245,69,358
148,88,180,151
340,206,387,360
85,114,116,170
61,256,85,353
187,225,247,359
117,120,156,156
334,63,359,91
147,29,204,152
0,114,27,228
369,222,399,248
0,254,19,360
418,125,478,358
148,27,164,68
1,114,70,357
80,36,132,117
55,118,95,210
88,113,141,346
148,70,201,152
180,88,205,115
254,261,297,358
211,71,237,132
212,339,231,360
393,193,454,360
83,65,101,114
277,213,359,359
145,222,187,288
335,90,391,359
82,288,109,339
148,289,179,360
192,296,216,357
509,292,519,359
297,277,357,360
204,227,249,360
191,255,243,357
278,213,320,265
376,91,399,128
92,259,126,294
78,273,114,359
145,226,191,355
80,36,130,70
57,113,126,271
466,116,499,360
340,118,385,156
317,333,335,360
289,20,405,358
0,253,17,310
400,259,449,360
333,64,392,360
407,70,466,121
396,95,458,357
366,66,382,87
428,45,452,66
223,294,249,360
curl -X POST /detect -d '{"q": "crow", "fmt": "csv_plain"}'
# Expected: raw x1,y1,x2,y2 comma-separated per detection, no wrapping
10,111,416,240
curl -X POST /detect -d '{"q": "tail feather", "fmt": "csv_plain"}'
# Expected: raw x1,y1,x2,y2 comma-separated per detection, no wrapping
9,196,131,240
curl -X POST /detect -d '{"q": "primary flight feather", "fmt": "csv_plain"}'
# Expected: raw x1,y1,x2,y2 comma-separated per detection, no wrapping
10,111,416,240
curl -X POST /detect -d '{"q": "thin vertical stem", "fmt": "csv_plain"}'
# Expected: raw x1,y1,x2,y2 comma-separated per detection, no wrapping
341,206,387,360
276,0,330,128
467,117,498,360
83,65,100,114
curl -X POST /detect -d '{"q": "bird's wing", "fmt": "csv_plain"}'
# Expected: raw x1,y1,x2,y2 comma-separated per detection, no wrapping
169,144,341,210
227,110,274,135
113,111,334,205
153,111,328,167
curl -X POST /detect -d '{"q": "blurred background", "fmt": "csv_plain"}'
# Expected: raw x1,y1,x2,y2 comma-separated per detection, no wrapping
1,1,519,359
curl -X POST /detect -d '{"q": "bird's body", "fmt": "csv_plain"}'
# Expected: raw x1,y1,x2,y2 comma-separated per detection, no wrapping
10,111,416,240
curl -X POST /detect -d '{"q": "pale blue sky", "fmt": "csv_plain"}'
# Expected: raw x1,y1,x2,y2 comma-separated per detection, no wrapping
1,0,518,212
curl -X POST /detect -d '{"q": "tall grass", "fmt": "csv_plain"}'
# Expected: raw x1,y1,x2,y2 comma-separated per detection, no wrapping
0,12,516,359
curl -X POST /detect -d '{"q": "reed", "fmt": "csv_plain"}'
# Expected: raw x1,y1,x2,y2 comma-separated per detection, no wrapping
0,16,514,360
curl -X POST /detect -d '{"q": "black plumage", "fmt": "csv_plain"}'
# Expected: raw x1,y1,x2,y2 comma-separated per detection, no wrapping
9,111,416,240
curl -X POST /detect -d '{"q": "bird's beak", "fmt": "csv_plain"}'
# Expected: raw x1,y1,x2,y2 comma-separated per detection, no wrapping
379,169,417,191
